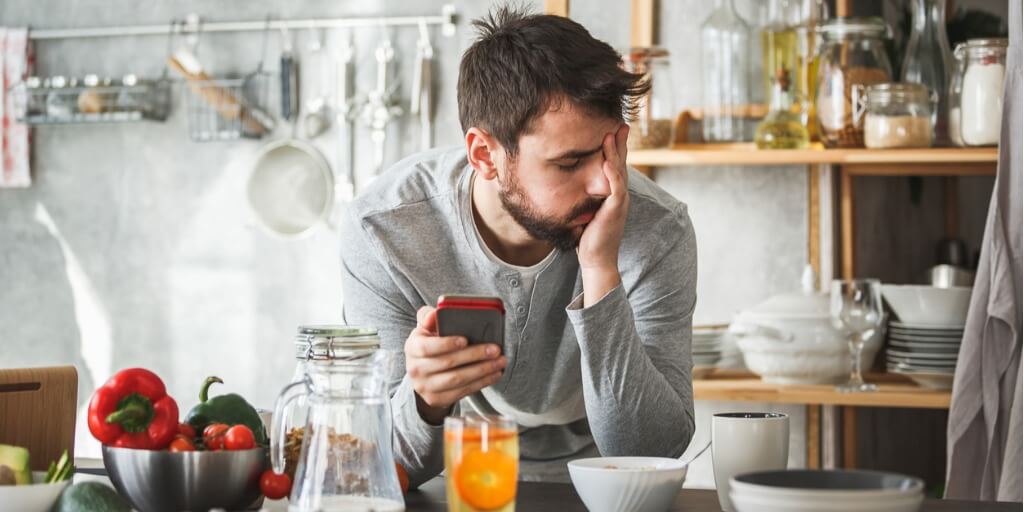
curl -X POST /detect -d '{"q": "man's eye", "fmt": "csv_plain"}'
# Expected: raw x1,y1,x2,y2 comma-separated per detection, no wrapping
556,160,582,172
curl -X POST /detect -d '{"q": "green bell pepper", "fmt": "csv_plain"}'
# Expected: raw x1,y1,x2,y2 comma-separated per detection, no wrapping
185,376,268,446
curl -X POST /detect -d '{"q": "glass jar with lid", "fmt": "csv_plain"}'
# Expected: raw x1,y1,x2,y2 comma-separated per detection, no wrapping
273,325,404,508
281,326,386,480
949,38,1008,147
862,83,935,149
815,17,893,147
622,47,675,150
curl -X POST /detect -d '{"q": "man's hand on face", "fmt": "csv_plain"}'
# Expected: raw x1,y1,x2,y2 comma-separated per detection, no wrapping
405,306,507,425
577,123,630,306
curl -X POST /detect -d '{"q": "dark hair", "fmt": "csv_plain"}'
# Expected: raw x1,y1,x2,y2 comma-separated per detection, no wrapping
458,5,648,156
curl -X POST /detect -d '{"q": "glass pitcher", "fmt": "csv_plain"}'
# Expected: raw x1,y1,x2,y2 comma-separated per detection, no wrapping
271,327,404,511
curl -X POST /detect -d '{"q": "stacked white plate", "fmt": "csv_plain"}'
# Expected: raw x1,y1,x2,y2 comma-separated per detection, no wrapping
693,326,727,371
885,320,963,390
730,469,924,512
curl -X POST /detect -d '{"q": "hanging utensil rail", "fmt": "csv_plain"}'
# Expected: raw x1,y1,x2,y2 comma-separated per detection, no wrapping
26,5,457,41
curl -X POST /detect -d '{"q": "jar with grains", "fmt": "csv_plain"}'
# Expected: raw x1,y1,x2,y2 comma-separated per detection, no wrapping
863,83,935,149
815,17,893,148
622,47,675,150
949,38,1008,147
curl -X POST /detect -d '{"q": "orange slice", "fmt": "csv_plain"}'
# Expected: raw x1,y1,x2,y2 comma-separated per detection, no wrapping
454,448,517,510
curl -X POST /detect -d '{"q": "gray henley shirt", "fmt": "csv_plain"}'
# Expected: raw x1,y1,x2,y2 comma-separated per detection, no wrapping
339,146,697,485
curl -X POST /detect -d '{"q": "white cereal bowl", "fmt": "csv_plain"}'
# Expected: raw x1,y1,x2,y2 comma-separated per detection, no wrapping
880,285,971,327
0,471,73,512
568,456,687,512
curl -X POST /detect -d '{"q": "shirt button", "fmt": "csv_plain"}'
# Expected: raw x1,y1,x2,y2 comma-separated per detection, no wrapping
516,305,526,314
509,278,520,287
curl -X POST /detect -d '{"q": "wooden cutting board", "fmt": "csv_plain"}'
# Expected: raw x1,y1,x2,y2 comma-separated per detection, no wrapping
0,366,78,470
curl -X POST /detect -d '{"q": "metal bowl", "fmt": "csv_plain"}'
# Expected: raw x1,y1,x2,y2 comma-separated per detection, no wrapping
102,446,268,512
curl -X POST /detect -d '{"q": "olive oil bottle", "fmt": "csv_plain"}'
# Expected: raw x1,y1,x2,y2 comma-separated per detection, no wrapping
755,67,810,149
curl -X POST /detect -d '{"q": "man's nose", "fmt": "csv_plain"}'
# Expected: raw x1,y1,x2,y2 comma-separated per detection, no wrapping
583,159,610,198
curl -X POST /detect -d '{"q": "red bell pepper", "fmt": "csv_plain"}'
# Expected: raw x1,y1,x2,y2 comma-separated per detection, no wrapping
87,368,180,450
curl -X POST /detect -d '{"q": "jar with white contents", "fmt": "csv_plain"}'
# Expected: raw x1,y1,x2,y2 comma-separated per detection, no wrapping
862,83,935,149
949,38,1008,147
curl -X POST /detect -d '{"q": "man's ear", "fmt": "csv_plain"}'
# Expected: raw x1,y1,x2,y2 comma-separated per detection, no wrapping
465,127,502,180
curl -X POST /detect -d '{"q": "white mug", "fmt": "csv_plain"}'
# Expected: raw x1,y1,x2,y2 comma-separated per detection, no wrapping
712,412,789,511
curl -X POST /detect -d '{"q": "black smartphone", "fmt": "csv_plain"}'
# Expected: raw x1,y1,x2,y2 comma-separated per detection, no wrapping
436,295,505,353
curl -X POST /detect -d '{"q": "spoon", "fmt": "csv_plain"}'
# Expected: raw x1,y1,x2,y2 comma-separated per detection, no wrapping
680,440,711,466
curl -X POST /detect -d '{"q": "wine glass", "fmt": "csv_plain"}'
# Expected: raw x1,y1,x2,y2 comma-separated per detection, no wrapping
830,279,883,392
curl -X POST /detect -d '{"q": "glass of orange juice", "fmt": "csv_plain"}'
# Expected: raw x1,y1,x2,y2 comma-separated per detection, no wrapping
444,414,519,512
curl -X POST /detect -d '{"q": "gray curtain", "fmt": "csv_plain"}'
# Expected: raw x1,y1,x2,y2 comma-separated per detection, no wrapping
944,0,1023,502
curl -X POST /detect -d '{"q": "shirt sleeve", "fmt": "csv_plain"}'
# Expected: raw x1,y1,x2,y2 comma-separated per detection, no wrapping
339,208,445,488
565,205,697,458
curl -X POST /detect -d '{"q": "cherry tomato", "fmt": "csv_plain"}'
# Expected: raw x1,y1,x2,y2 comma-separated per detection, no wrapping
177,423,196,439
396,462,409,494
260,470,292,500
203,423,229,451
224,424,256,450
168,435,196,452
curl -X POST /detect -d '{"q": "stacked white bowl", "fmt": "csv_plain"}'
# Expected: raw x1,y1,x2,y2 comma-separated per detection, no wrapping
730,469,924,512
693,325,727,371
880,284,970,390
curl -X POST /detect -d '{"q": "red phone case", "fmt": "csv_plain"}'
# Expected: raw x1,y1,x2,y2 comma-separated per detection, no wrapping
436,295,505,349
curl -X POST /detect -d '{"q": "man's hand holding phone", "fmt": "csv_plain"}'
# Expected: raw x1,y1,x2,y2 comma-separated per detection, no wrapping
405,305,507,425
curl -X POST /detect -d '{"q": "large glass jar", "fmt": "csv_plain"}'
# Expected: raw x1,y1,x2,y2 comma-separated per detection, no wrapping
815,17,893,148
901,0,953,145
701,0,751,142
623,47,675,150
761,0,827,141
863,83,935,149
949,38,1008,147
284,326,382,480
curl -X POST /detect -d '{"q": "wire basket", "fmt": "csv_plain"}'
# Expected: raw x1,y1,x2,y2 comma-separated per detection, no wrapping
10,75,171,124
183,71,273,142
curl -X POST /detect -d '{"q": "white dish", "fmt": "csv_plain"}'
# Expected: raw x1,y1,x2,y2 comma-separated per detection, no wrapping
729,469,923,512
888,340,960,353
881,285,971,327
886,348,958,360
889,325,964,335
568,456,688,512
889,320,966,331
889,333,963,343
0,471,73,512
731,492,923,512
890,370,955,390
887,362,956,373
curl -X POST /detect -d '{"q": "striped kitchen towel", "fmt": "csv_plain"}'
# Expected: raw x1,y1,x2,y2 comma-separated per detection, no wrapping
0,27,31,188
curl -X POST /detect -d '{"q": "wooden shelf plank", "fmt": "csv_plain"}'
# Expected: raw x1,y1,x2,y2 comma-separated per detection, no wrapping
693,375,951,409
628,143,999,168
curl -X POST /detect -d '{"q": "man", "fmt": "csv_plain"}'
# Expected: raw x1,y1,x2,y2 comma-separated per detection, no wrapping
340,6,696,485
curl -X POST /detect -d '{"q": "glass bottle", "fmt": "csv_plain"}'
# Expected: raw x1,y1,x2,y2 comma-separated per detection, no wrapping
701,0,751,142
901,0,953,145
794,0,828,140
755,66,810,149
623,47,675,150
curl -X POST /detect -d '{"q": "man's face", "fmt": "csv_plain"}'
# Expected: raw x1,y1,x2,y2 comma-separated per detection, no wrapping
495,102,621,251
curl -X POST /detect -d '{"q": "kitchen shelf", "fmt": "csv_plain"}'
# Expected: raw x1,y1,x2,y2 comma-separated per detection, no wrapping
693,370,951,409
628,143,999,170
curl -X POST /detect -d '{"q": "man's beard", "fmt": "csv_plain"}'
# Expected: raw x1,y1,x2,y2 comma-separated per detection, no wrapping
497,160,603,251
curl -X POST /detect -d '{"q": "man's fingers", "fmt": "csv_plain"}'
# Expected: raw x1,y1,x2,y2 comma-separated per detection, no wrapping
409,343,501,377
416,306,438,332
406,334,468,358
419,370,504,408
423,357,507,392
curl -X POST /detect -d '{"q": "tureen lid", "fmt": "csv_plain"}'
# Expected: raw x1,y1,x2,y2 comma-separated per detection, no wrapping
740,266,829,320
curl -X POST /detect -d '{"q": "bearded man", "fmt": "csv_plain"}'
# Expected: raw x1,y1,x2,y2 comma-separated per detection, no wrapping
340,6,697,485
